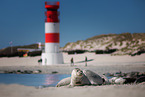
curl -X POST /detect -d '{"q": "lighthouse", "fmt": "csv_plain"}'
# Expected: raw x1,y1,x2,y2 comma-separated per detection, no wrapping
41,1,64,65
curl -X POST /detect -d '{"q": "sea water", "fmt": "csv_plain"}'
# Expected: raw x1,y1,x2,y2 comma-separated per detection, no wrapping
0,74,70,87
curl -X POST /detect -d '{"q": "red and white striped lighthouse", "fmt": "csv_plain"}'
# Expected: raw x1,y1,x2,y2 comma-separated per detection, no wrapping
41,1,64,65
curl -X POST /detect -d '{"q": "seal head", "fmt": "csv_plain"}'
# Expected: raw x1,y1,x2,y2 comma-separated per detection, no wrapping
69,68,83,86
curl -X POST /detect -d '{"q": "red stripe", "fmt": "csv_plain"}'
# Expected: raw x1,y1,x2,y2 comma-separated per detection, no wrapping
45,11,59,22
45,33,59,43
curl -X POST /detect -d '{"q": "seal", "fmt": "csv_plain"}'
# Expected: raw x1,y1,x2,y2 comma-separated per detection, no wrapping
83,70,103,85
56,77,71,87
56,68,103,87
69,68,84,86
56,68,85,87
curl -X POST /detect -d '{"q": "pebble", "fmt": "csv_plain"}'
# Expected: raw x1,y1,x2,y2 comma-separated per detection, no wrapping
115,77,126,84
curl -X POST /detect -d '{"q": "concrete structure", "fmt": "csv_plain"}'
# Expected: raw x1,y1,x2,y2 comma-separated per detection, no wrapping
41,1,64,65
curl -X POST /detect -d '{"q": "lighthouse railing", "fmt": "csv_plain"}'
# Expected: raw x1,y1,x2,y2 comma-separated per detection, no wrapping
45,1,59,6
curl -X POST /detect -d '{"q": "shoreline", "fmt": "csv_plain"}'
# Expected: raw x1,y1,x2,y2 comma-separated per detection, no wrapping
0,53,145,74
0,53,145,66
0,64,145,75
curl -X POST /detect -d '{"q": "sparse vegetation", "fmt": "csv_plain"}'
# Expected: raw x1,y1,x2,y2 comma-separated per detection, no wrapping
1,33,145,57
0,44,40,57
120,42,123,46
62,32,145,56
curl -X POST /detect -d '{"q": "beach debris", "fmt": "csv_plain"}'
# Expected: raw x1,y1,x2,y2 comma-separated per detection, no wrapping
4,70,17,74
103,71,145,85
103,73,114,77
124,78,136,84
33,70,42,74
24,70,33,74
16,70,22,74
3,70,42,74
109,77,118,84
51,71,58,74
114,71,123,77
125,71,139,78
134,76,145,84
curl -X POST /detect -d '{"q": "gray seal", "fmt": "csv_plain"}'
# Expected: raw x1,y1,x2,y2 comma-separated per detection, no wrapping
56,68,103,87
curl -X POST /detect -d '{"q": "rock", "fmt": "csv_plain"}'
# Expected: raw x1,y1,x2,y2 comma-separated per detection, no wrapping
124,78,136,84
109,77,125,84
126,72,139,78
109,77,118,84
102,75,110,84
138,82,145,85
24,70,33,74
115,77,126,84
114,71,122,77
138,72,145,77
33,70,40,74
4,71,9,74
134,76,145,84
9,70,17,74
16,70,22,74
52,71,58,74
0,70,5,73
103,73,114,77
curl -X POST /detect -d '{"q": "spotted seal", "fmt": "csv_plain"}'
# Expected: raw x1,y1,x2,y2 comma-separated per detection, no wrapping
56,68,103,87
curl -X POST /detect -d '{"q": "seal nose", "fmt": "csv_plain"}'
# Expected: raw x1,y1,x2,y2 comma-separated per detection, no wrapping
79,71,83,75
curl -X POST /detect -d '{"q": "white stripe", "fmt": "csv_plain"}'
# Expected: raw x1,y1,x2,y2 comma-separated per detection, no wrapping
45,43,59,53
41,53,64,65
45,23,59,33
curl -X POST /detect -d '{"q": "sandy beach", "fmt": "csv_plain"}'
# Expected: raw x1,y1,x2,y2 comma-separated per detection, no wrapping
0,53,145,74
0,53,145,97
0,84,145,97
0,52,145,67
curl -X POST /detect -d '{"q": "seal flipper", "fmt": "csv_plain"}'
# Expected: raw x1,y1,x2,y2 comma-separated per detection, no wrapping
56,77,71,87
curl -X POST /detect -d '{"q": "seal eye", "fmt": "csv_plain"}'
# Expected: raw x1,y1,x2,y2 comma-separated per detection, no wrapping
75,68,80,72
76,69,80,72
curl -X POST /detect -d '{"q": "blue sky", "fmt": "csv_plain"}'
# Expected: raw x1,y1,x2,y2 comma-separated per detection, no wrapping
0,0,145,49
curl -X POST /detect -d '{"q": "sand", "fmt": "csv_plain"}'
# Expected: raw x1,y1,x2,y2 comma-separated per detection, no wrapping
0,84,145,97
0,52,145,66
0,53,145,97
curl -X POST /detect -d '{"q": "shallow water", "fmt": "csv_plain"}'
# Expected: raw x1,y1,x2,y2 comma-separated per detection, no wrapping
0,74,70,87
